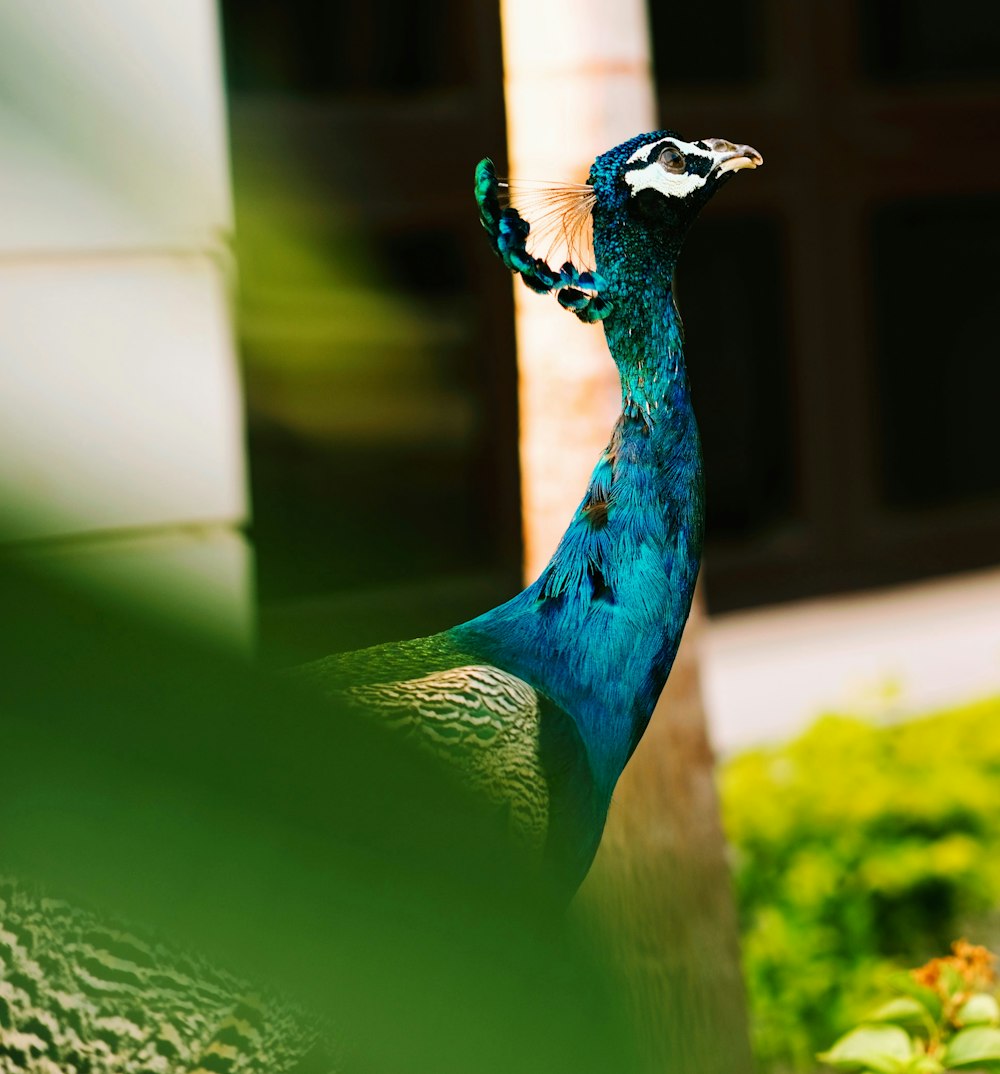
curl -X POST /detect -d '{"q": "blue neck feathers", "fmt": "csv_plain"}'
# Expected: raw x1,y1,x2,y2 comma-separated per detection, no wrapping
452,226,704,809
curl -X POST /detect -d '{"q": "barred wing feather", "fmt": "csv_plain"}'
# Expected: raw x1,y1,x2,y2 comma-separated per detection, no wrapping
341,666,550,853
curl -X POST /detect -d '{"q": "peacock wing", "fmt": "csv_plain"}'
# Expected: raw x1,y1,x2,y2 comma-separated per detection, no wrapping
340,665,551,854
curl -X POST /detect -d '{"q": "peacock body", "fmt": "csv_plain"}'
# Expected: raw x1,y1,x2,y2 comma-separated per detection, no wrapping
302,130,762,895
0,129,760,1071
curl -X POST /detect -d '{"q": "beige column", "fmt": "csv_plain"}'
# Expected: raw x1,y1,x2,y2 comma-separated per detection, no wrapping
499,0,657,580
499,5,754,1072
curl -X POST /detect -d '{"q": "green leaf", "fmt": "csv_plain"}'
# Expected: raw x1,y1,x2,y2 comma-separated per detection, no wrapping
868,997,934,1029
818,1025,914,1073
889,973,945,1021
939,962,966,999
909,1056,944,1074
956,993,1000,1027
944,1026,1000,1068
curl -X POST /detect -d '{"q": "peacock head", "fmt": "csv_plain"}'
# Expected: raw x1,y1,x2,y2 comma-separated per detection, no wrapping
593,130,762,250
475,130,761,323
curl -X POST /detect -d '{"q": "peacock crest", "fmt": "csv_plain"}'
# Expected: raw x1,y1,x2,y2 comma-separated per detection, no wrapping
474,158,612,323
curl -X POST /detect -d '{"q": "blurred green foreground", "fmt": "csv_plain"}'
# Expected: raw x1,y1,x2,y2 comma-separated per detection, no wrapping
0,548,636,1073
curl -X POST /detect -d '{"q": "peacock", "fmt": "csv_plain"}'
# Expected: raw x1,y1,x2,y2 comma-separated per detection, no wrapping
297,129,762,898
0,129,760,1073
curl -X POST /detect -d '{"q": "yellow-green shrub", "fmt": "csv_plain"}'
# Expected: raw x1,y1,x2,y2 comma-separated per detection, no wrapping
720,699,1000,1072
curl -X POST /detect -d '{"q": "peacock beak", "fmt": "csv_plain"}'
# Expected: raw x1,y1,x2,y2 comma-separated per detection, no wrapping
710,140,763,174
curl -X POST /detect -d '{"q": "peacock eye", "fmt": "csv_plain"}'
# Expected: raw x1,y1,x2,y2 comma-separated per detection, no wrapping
656,145,686,173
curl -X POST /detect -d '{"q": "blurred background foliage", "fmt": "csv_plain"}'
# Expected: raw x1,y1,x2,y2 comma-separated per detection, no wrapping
721,699,1000,1073
0,548,637,1074
221,0,521,666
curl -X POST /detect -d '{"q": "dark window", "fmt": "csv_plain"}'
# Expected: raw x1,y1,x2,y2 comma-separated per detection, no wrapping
649,0,762,88
655,1,1000,609
860,0,1000,82
681,217,796,537
871,195,1000,508
220,0,473,96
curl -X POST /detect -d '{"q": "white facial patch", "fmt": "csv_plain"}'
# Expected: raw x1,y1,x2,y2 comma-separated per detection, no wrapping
624,135,731,200
625,165,708,199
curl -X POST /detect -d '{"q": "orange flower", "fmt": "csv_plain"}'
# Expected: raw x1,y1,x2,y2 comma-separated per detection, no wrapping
950,940,997,988
911,958,944,990
911,941,997,1005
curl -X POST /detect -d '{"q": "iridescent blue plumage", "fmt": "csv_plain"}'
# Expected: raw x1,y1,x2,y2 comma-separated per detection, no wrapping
300,129,762,899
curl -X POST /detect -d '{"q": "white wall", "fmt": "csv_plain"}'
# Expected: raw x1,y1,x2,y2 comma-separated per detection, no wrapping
703,567,1000,754
0,0,250,646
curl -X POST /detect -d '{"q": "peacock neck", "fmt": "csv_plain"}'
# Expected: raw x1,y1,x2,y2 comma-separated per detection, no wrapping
454,251,705,807
602,247,689,423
